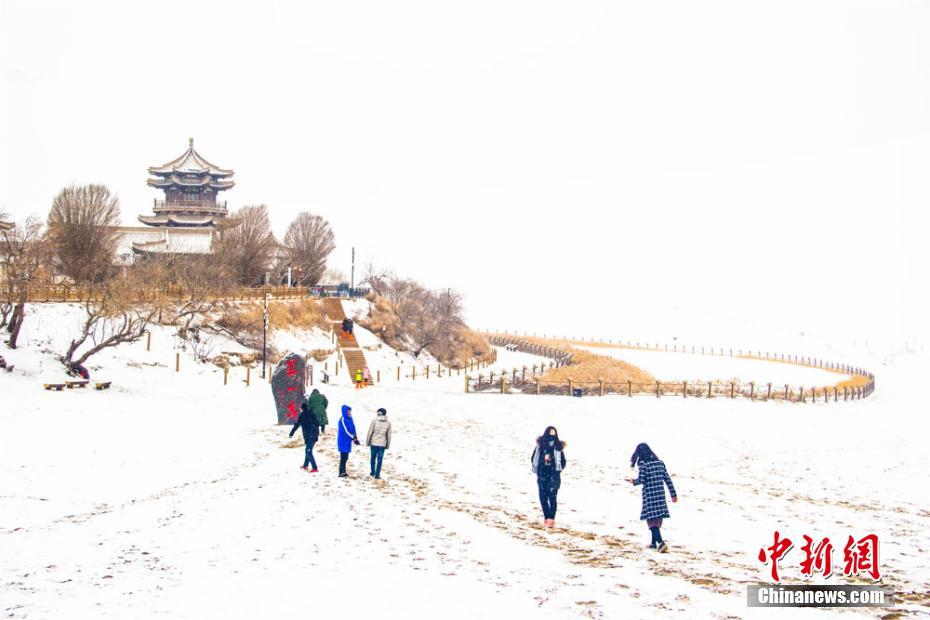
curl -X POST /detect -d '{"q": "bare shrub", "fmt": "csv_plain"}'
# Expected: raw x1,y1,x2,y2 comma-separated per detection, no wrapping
187,330,217,363
357,275,492,366
62,275,164,370
47,184,121,284
1,215,49,348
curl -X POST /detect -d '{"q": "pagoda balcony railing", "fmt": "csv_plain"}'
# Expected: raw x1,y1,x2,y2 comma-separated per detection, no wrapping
153,199,228,213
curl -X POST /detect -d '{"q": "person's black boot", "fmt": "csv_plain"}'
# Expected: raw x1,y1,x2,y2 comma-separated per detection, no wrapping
649,527,662,550
654,528,668,553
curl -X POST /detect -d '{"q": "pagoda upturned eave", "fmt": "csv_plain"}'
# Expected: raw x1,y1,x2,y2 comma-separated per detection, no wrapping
146,176,234,190
138,214,220,227
147,139,234,177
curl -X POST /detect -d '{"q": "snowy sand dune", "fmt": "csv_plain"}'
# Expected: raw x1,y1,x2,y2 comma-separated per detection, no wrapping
1,306,927,618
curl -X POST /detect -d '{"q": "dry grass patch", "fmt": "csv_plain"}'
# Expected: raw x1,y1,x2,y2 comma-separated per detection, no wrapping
541,347,654,385
215,299,328,353
506,336,654,385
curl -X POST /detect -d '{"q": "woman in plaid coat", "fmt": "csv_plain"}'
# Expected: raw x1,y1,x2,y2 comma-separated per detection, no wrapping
627,443,677,553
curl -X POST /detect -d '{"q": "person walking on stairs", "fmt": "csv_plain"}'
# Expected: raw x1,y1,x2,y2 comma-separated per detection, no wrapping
289,402,320,472
336,405,360,477
627,442,677,553
531,426,566,528
365,408,392,479
307,388,328,434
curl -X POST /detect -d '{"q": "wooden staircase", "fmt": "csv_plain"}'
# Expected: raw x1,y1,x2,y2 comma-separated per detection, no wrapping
322,298,370,384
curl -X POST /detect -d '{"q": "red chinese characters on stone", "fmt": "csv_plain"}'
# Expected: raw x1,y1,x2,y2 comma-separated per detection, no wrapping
285,357,298,378
758,531,794,582
800,535,834,578
286,400,299,421
843,534,880,580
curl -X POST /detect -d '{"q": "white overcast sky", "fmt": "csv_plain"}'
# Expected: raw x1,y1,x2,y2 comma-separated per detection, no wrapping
1,1,928,348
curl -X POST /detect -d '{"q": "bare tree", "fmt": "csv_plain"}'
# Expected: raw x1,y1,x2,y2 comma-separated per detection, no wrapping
361,261,394,297
1,215,48,348
213,205,276,286
62,274,163,371
409,288,464,357
322,267,347,285
283,212,336,286
47,184,121,284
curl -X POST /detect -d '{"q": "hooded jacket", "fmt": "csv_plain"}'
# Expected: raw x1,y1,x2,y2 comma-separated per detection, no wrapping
289,406,320,444
366,415,392,449
337,405,357,453
307,390,328,426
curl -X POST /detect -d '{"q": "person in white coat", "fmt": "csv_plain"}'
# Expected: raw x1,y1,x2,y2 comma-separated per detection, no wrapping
366,408,392,479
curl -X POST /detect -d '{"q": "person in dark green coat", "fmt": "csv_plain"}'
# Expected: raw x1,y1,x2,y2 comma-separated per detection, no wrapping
307,388,329,434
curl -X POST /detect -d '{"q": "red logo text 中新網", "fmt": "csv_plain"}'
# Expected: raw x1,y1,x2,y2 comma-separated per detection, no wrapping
757,532,880,582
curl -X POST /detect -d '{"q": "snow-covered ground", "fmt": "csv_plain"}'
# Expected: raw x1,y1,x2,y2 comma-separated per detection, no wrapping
1,304,927,618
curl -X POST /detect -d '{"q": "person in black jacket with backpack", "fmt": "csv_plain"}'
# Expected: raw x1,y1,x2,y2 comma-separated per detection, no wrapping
531,426,567,528
289,402,321,472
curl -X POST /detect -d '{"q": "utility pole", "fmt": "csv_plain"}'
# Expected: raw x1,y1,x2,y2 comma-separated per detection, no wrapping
350,246,355,293
262,293,270,378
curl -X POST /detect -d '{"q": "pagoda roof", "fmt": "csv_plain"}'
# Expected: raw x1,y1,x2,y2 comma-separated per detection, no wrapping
131,234,212,255
138,214,220,227
147,174,235,189
148,138,234,177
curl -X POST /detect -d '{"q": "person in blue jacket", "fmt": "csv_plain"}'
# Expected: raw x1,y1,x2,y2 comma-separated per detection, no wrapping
337,404,360,477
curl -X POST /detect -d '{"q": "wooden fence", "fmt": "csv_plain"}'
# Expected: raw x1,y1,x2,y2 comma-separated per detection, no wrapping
471,334,875,403
23,285,329,304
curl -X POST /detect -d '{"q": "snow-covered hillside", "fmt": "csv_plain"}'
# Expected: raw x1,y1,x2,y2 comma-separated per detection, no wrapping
1,303,927,618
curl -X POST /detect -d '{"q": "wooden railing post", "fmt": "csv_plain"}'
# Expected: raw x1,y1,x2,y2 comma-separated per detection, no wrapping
464,374,469,393
175,352,180,373
536,378,541,395
682,381,687,398
766,382,772,400
628,380,632,397
750,382,755,401
599,379,604,396
246,366,251,386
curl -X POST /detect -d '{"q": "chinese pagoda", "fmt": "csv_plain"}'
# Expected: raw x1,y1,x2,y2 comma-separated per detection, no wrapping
138,138,235,228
